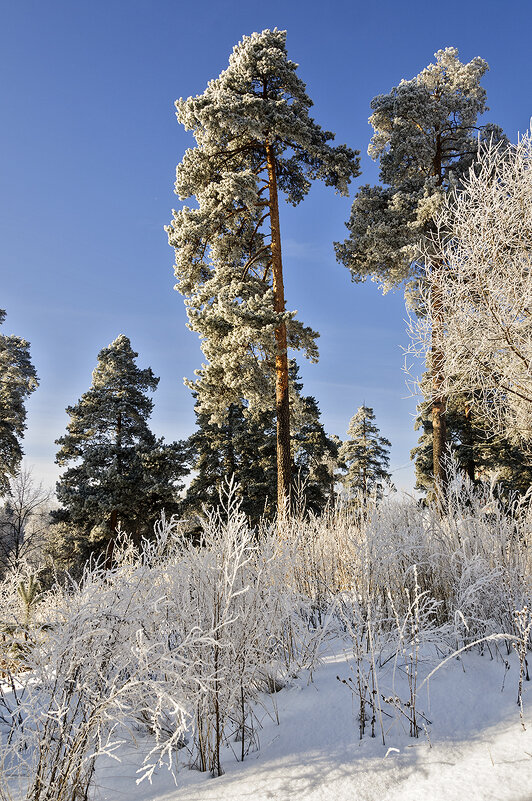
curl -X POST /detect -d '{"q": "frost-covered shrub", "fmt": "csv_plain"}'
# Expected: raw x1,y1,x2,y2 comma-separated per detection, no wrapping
0,475,529,797
159,486,322,775
333,476,532,642
0,486,322,795
0,540,209,800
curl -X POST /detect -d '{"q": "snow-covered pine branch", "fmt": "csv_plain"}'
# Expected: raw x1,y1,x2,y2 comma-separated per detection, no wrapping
166,28,359,509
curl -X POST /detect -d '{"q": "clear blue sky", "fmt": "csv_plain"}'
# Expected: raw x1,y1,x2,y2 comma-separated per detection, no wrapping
2,0,531,492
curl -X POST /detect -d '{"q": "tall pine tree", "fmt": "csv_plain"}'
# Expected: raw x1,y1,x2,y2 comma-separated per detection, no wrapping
167,29,359,513
53,335,187,565
335,47,503,493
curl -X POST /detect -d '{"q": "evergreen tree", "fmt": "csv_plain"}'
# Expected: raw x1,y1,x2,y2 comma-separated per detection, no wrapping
290,369,340,514
339,406,392,502
335,47,503,491
0,310,39,494
184,401,277,527
53,335,187,565
184,364,338,526
167,29,359,513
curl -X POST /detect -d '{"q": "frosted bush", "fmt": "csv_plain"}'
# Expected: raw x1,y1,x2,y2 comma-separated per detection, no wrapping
0,538,212,799
0,473,530,797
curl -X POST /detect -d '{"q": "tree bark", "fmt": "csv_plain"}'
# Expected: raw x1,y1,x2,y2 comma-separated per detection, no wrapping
463,402,476,483
430,134,448,498
362,413,367,504
431,275,447,496
265,140,291,516
431,138,447,500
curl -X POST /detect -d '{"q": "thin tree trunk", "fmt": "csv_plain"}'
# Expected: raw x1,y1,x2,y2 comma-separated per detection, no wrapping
431,135,448,498
104,509,118,569
431,275,447,495
265,140,291,517
105,410,122,566
225,404,237,479
463,402,476,483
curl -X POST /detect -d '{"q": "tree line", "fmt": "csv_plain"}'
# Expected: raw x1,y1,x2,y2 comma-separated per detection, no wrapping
0,324,392,573
1,30,530,573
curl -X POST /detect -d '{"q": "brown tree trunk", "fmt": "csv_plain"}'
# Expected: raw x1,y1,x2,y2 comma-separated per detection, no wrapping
104,508,118,569
463,402,476,482
431,275,447,497
431,135,448,499
265,140,291,517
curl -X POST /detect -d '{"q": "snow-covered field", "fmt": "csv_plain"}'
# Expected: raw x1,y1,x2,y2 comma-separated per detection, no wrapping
93,644,532,801
2,489,532,801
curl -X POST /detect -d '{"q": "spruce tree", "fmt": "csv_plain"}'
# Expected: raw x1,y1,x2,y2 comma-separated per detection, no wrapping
53,335,187,564
290,367,340,513
167,29,359,513
339,406,392,503
335,48,503,492
0,310,39,494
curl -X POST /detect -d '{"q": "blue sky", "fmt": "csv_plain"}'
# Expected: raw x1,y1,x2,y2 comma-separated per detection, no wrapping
2,0,531,492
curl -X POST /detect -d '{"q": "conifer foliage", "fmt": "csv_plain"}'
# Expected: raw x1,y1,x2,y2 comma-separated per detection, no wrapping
339,406,392,502
167,28,359,512
53,335,187,564
335,48,503,490
184,400,277,526
0,310,39,495
184,364,339,526
412,382,532,500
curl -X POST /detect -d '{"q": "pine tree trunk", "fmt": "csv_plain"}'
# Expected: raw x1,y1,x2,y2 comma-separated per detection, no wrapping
431,275,447,496
265,140,291,517
226,404,237,479
431,137,448,498
104,509,118,569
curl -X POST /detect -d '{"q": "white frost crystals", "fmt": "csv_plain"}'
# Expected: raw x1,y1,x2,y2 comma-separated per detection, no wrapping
166,28,359,423
0,490,321,799
1,475,531,798
408,129,532,442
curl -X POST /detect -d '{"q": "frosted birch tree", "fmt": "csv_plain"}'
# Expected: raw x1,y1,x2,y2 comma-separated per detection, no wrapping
335,47,503,491
410,132,532,445
0,467,52,578
166,29,359,513
0,310,38,494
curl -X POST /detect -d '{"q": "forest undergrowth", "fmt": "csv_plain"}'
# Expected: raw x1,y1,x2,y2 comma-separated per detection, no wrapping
1,475,531,801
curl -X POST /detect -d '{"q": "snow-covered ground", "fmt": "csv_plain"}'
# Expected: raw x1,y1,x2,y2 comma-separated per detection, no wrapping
94,644,532,801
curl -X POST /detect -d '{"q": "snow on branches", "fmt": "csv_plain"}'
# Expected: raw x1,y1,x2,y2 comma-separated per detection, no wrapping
409,130,532,443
